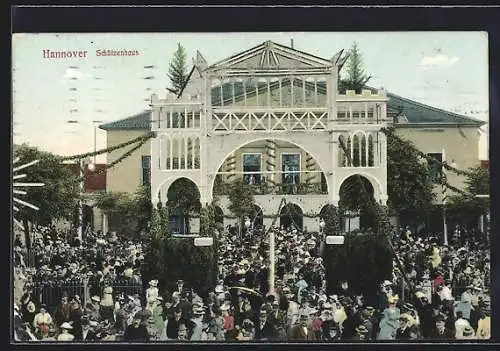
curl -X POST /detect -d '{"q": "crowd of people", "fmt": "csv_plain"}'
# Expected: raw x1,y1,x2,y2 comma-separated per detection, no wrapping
13,220,491,342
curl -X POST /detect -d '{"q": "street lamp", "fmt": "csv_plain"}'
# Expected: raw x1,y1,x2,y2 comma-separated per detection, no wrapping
66,120,104,167
319,218,325,232
76,158,95,244
318,219,326,255
244,217,251,237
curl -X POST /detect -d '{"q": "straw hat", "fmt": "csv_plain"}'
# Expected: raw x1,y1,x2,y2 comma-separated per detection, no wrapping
91,296,100,302
356,325,369,334
388,295,399,304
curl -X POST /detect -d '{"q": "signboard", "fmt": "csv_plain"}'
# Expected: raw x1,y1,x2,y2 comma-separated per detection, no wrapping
194,237,213,247
326,236,345,245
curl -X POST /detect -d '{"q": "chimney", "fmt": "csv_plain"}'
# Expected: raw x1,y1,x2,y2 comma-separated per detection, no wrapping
290,38,294,49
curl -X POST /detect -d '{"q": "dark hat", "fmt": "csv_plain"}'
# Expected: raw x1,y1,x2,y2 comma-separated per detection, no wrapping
174,306,183,313
435,314,446,322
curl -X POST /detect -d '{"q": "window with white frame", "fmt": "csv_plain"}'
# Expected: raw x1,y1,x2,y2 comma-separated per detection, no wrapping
242,153,262,185
282,153,301,185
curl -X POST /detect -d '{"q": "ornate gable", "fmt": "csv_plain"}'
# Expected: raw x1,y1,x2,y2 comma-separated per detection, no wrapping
205,41,339,75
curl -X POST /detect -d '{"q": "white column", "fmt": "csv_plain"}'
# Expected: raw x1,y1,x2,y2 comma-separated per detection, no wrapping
169,107,173,128
365,134,369,167
102,212,108,234
279,79,282,107
314,78,318,107
184,137,188,169
169,138,173,169
177,138,182,169
191,138,196,169
302,77,306,107
269,230,275,293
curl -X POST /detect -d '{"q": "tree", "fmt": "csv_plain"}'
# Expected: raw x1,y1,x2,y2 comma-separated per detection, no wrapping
95,185,152,238
142,202,217,296
339,42,372,94
386,128,436,224
227,178,255,235
167,43,188,95
14,144,80,248
167,178,201,234
448,166,490,229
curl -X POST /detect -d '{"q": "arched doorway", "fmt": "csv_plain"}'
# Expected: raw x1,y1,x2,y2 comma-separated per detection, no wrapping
339,175,376,231
167,178,201,234
250,205,264,229
280,203,303,230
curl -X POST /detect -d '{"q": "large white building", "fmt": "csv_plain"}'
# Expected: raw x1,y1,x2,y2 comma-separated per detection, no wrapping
100,41,485,232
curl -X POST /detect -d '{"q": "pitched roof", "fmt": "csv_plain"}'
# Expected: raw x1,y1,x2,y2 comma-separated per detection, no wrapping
99,110,151,130
380,91,485,127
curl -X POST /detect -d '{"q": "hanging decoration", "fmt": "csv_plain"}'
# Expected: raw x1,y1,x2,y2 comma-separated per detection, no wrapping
12,157,45,229
381,127,475,177
73,136,151,182
57,131,156,162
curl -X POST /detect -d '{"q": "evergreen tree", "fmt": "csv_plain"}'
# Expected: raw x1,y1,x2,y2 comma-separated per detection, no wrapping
339,42,372,93
167,43,188,95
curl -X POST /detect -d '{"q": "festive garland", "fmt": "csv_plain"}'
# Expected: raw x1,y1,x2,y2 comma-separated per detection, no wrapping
381,127,475,177
74,137,150,182
57,131,156,162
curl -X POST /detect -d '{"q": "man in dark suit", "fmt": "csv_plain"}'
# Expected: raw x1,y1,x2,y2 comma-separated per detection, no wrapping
80,320,98,341
428,314,454,340
255,309,275,340
166,307,186,340
124,315,149,341
288,315,316,341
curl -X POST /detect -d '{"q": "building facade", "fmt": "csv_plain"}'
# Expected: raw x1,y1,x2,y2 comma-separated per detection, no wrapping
100,41,485,231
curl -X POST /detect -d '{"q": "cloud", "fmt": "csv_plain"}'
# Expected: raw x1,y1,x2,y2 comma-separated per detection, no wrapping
420,54,459,67
63,68,83,79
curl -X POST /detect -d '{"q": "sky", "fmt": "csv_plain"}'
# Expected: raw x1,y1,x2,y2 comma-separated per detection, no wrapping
12,32,489,162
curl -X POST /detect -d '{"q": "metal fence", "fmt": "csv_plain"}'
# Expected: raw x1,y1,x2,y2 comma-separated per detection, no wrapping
33,279,143,314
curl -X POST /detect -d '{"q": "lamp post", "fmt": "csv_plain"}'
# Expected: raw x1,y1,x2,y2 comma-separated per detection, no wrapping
319,219,326,256
92,120,104,166
244,217,251,238
441,149,457,246
76,158,95,243
269,229,275,293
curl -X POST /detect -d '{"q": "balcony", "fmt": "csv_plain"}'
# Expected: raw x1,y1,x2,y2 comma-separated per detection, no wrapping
213,181,328,196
